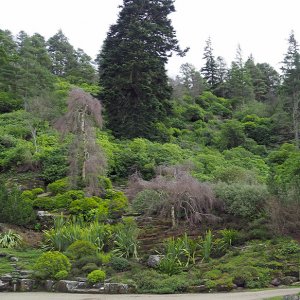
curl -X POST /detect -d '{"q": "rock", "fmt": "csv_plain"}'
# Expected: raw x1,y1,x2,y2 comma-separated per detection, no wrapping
271,278,282,286
75,277,87,282
37,211,52,218
37,193,51,198
188,285,208,293
292,281,300,286
45,280,55,292
19,279,34,292
0,280,10,291
233,277,245,287
10,257,18,262
0,274,12,282
104,283,129,294
55,280,79,293
147,255,164,268
282,276,298,285
0,253,7,258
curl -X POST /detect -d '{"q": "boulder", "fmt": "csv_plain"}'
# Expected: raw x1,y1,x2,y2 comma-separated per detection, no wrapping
19,279,35,292
0,280,10,291
187,285,208,293
0,274,12,282
45,280,55,292
147,255,164,268
55,280,79,293
271,278,282,286
10,257,18,262
282,276,298,285
104,283,129,294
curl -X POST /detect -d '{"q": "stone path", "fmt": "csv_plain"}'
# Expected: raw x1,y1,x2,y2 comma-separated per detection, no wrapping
1,288,300,300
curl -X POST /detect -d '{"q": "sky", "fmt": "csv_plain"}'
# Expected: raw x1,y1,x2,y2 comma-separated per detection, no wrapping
1,0,300,77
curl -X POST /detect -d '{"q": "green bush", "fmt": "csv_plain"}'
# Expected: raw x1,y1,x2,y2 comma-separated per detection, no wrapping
0,184,35,226
31,188,44,197
87,270,106,284
66,240,97,259
105,189,128,217
110,256,131,272
73,256,103,270
132,189,164,214
33,197,56,210
47,178,69,195
54,270,69,280
232,266,271,288
55,190,85,209
214,182,269,219
21,190,35,201
33,251,71,280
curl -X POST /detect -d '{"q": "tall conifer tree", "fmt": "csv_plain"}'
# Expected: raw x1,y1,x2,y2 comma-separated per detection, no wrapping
99,0,187,139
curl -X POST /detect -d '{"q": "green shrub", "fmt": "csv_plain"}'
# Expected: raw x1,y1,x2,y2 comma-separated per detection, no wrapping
214,182,269,219
0,184,35,226
33,197,56,210
110,256,131,272
0,230,23,248
132,189,164,214
54,270,69,280
73,256,103,269
105,190,128,217
99,176,113,190
87,270,106,284
33,251,71,280
31,188,44,197
55,190,85,209
69,197,100,216
232,266,271,288
66,240,97,259
21,190,35,201
47,178,69,195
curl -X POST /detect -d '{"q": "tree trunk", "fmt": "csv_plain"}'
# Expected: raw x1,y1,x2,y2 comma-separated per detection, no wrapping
171,205,176,228
293,95,300,149
80,104,88,181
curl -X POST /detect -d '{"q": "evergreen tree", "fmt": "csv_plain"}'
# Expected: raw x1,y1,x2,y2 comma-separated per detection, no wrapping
179,63,206,98
16,32,54,100
47,30,77,77
214,56,228,97
227,45,254,106
281,31,300,148
201,37,218,88
99,0,187,139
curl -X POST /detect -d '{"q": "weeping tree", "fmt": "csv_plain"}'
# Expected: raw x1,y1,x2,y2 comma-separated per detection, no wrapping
56,88,106,195
127,167,219,227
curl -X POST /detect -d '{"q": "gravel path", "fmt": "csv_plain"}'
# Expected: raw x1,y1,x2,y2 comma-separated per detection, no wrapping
1,288,300,300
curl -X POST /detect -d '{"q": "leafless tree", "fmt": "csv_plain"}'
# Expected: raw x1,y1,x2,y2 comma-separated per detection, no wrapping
127,167,219,227
56,88,106,195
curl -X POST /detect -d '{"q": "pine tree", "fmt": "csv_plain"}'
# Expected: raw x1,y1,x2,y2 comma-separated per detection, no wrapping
99,0,187,139
201,37,218,88
227,45,254,107
281,31,300,148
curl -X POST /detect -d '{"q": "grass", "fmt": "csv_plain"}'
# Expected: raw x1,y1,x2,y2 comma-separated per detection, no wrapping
0,247,42,275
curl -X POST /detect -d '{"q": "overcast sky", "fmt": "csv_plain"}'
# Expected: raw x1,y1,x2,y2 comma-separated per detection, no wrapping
2,0,300,76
